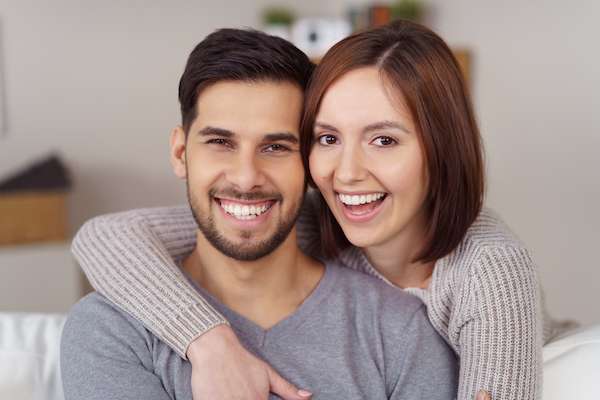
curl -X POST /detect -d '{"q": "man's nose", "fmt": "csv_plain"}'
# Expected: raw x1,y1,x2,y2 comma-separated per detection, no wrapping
334,144,369,185
225,151,267,192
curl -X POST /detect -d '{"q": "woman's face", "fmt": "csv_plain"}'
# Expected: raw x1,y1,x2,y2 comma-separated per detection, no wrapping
309,67,429,249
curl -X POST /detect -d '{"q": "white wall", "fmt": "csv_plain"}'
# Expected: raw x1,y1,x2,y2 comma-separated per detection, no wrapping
0,243,78,312
424,0,600,325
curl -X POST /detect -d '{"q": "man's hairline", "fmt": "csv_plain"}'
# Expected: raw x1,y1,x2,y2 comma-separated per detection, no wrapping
183,77,307,136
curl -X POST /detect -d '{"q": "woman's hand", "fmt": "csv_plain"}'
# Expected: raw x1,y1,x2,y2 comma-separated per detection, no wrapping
187,325,312,400
477,390,491,400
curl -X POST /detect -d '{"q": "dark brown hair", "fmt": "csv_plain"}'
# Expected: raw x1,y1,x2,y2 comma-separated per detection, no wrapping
179,28,314,134
300,20,485,263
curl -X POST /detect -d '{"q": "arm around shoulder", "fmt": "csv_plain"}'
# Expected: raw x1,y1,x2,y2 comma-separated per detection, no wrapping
71,206,228,358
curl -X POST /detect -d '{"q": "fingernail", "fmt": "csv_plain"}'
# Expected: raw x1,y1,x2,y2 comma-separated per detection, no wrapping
298,389,312,397
477,391,487,400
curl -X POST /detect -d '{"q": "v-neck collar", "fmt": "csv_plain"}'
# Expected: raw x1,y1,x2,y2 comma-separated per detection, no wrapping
182,262,338,348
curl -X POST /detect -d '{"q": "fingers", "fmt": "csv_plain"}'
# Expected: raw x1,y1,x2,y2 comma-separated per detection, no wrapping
477,390,491,400
267,364,312,400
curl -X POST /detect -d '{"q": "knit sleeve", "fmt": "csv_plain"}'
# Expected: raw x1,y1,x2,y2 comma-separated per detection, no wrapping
455,246,543,400
71,205,228,359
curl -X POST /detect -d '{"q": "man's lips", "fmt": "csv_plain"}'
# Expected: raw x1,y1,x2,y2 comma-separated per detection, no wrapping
215,197,277,221
215,197,278,206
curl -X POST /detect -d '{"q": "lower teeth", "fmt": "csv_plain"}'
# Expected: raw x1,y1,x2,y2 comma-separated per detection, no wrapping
233,214,258,220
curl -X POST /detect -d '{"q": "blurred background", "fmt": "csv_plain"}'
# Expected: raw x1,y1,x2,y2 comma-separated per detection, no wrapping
0,0,598,326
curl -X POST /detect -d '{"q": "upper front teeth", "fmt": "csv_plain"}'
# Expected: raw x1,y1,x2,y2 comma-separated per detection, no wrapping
221,202,270,219
338,193,385,206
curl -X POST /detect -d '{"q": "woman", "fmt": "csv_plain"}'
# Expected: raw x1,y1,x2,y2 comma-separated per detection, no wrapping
73,21,561,400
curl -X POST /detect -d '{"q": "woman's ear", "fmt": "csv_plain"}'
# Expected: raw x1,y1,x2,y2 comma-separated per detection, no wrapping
170,126,187,179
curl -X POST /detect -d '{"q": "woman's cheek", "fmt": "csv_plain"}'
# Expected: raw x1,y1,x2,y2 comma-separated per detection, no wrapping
309,150,334,186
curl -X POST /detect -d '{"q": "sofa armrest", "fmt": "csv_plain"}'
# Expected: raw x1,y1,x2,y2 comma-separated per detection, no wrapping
0,313,66,400
543,324,600,400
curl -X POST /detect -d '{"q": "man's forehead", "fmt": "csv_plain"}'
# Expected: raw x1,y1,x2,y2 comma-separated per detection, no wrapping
192,80,303,140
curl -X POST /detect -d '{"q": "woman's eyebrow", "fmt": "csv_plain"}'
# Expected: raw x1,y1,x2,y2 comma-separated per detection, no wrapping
314,122,339,132
363,120,410,134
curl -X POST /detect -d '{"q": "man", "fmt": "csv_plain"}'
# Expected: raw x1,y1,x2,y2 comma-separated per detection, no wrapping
61,29,457,400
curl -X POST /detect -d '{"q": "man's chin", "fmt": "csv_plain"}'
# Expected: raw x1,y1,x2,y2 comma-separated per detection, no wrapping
210,239,280,262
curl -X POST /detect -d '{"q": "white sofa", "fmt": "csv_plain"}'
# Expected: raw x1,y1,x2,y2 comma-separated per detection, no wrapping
1,313,599,400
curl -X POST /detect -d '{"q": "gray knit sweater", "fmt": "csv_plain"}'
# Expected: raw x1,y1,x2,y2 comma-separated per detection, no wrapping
71,194,563,400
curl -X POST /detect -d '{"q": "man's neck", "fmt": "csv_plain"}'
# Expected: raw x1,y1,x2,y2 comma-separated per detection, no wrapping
182,228,324,329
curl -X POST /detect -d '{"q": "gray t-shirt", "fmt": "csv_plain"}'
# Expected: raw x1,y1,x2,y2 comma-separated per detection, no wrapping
61,262,458,400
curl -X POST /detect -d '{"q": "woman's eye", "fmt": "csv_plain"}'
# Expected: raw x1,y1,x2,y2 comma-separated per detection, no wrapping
372,136,397,147
317,135,338,145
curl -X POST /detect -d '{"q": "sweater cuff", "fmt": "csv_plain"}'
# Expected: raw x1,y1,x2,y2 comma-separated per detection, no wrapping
160,302,230,359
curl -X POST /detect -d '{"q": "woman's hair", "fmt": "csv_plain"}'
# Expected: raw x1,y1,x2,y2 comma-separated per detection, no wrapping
300,20,485,263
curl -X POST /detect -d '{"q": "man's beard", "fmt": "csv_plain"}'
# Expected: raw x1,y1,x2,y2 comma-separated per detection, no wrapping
186,183,302,262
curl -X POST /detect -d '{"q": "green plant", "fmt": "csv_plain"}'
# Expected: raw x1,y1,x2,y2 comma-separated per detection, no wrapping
263,7,295,26
391,0,425,22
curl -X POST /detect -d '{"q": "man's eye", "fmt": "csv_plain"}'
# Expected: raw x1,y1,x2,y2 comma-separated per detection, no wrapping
206,138,232,147
317,135,338,146
371,136,397,147
263,143,290,153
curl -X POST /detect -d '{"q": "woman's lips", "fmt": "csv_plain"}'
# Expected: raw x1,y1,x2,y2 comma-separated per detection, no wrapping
336,193,387,223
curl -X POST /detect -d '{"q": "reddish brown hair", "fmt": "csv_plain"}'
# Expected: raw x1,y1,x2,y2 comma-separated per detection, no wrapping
300,20,485,262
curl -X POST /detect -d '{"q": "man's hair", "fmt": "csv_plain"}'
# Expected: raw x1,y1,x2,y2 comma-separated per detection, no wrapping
179,28,315,133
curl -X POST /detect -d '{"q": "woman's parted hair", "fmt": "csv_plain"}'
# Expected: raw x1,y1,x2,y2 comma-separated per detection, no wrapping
300,20,485,263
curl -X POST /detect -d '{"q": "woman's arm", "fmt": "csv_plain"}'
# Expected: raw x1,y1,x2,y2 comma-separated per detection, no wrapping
456,246,542,400
72,205,225,357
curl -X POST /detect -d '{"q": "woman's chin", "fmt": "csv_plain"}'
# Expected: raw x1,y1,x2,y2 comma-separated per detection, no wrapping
341,228,381,249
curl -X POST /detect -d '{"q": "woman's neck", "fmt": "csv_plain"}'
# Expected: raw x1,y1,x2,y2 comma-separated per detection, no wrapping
363,213,434,289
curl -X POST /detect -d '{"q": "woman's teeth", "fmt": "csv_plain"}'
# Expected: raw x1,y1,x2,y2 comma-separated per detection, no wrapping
338,193,386,206
221,202,271,220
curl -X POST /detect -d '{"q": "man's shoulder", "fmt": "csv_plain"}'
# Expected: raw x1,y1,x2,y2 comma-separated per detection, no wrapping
63,292,151,349
67,292,131,325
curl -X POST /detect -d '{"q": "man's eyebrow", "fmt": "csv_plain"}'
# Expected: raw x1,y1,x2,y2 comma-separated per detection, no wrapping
363,120,410,134
263,132,299,144
197,126,234,138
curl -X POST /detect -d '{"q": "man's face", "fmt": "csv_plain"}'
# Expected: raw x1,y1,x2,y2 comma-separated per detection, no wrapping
171,80,305,261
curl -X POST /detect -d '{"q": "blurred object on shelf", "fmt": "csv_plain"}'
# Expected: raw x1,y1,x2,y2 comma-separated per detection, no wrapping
0,154,71,246
453,49,472,86
349,1,426,31
347,7,370,32
369,5,393,27
0,155,70,193
291,18,352,61
390,0,425,23
262,6,295,41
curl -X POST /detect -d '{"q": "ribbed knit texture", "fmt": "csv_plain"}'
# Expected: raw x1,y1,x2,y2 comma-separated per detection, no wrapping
71,196,567,400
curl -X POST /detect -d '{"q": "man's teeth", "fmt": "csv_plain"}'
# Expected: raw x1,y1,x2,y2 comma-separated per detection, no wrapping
338,193,386,206
221,202,271,220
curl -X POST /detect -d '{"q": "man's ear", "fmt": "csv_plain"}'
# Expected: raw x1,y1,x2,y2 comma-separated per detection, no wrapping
170,126,187,179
